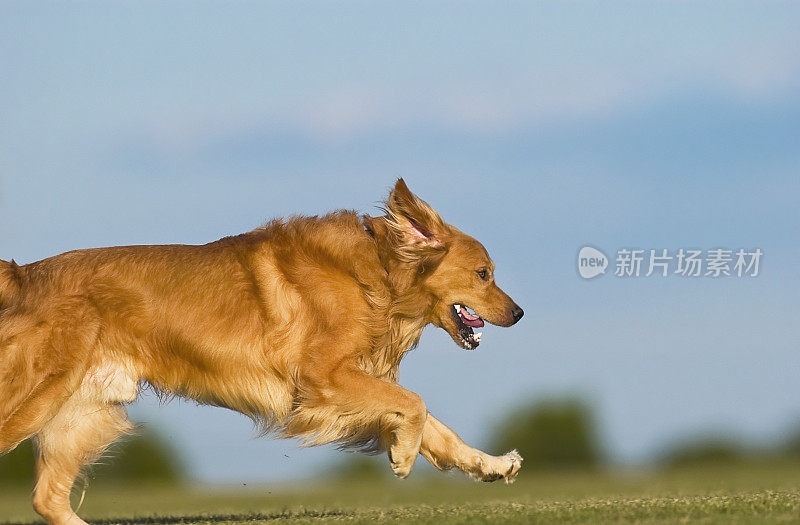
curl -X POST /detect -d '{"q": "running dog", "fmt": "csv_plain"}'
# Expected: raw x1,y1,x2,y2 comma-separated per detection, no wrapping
0,179,524,524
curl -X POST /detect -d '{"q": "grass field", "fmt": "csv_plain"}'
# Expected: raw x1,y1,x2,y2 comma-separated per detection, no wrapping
2,462,800,524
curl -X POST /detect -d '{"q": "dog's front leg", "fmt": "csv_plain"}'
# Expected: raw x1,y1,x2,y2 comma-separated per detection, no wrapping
420,414,522,483
293,367,428,478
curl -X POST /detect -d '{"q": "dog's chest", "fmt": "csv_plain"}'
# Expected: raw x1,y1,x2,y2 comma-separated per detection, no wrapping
78,359,140,404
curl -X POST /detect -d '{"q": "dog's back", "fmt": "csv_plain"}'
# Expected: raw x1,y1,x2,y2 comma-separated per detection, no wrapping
0,258,20,307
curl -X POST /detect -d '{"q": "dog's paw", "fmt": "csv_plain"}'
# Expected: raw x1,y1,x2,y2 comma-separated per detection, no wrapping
471,449,523,483
390,450,417,479
500,449,522,484
391,460,414,479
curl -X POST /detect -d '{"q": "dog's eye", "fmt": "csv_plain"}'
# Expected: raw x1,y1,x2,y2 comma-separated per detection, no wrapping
476,269,488,280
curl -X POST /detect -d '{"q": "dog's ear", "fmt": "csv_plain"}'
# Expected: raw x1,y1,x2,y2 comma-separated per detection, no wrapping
384,178,447,263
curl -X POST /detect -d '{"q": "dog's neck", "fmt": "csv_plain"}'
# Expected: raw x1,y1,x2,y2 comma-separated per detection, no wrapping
365,311,428,381
360,216,434,379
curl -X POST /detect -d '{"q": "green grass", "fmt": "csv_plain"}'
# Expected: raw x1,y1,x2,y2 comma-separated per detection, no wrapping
2,462,800,524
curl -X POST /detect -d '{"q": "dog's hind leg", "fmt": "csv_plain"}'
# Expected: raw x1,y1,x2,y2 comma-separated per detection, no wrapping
0,327,91,454
32,398,133,525
420,414,522,483
0,370,74,454
0,298,102,455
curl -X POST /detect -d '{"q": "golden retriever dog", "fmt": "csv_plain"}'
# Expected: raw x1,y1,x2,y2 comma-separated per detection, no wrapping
0,179,524,524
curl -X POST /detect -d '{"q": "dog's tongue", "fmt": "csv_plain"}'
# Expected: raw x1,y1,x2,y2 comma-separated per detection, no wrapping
459,306,485,328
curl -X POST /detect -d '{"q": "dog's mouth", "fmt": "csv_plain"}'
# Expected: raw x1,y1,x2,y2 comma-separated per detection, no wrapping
451,303,484,350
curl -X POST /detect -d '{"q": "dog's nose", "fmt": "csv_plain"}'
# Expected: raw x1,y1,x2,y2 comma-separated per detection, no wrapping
511,305,524,323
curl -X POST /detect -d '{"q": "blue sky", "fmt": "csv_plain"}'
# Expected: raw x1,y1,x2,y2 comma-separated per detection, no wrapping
1,2,799,483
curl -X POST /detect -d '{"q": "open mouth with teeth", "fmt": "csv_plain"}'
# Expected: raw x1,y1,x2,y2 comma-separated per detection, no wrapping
451,303,485,349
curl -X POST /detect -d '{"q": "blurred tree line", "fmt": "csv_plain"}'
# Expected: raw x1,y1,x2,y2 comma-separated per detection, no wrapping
491,397,602,469
0,429,184,487
491,397,800,470
658,428,800,467
7,400,800,487
332,396,605,481
334,396,800,479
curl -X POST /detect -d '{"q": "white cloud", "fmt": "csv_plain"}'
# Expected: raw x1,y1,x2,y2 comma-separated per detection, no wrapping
106,40,800,155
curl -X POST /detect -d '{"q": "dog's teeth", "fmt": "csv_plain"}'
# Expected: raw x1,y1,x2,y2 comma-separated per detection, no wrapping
474,332,482,341
454,304,461,311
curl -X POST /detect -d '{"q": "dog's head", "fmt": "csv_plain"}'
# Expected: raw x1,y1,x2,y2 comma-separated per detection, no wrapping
372,178,523,350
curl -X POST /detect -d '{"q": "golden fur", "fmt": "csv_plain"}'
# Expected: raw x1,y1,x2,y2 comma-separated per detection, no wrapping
0,179,524,524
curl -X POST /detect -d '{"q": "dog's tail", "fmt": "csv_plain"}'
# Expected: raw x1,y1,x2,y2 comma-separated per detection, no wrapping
0,259,20,306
